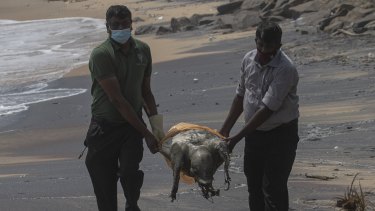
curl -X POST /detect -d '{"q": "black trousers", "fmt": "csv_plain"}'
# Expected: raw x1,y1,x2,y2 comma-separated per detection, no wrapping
84,117,144,211
244,119,299,211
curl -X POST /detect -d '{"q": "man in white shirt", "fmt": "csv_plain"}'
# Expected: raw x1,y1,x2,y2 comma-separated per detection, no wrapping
220,21,299,211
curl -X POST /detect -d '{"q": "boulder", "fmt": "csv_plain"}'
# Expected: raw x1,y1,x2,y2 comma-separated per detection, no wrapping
199,19,215,26
353,15,375,33
262,6,300,19
214,15,234,29
190,14,214,26
241,0,268,11
156,26,173,35
134,25,155,35
324,21,345,33
217,1,244,15
171,17,192,32
365,20,375,30
233,10,262,30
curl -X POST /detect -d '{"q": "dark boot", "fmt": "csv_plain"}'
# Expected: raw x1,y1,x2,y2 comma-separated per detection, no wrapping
121,170,144,211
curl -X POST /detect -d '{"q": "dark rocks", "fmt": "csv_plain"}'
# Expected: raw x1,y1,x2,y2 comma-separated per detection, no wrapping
190,14,214,26
156,26,173,35
134,25,155,35
234,10,262,29
241,0,269,11
135,0,375,36
217,1,244,15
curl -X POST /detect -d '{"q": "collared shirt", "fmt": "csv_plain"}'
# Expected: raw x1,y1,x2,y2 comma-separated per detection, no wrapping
236,49,299,131
89,37,152,123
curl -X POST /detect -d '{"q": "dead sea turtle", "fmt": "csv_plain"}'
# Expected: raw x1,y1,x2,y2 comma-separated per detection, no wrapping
159,123,231,202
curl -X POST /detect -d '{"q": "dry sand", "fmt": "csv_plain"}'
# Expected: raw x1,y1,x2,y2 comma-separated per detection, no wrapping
1,0,375,210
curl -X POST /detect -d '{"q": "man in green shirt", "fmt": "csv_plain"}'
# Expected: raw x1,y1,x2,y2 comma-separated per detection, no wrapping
84,5,164,211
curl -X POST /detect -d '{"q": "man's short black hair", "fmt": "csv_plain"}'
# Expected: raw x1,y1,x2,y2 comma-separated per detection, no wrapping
106,5,132,22
256,21,282,44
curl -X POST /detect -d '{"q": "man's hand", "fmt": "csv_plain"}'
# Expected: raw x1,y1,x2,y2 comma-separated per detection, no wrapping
145,134,159,154
219,128,230,138
149,114,165,141
223,135,242,153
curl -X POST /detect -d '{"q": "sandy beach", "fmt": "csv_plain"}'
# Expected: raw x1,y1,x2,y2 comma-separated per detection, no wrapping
1,0,375,210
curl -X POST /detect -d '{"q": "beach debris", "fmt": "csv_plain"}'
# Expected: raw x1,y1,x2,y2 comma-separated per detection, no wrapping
305,173,336,181
336,173,374,211
158,123,231,202
208,34,216,41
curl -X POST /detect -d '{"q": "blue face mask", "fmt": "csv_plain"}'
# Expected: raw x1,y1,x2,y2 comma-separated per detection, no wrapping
111,28,131,44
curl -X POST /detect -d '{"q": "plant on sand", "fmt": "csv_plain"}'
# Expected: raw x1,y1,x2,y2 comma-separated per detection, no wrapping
336,173,374,211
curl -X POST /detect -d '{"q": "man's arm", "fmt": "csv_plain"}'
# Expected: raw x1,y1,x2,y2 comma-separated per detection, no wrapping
97,76,158,153
98,76,153,136
142,76,157,117
220,94,244,137
226,104,273,151
142,75,165,141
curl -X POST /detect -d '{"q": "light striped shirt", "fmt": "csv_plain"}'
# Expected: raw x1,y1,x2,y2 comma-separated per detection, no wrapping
236,49,299,131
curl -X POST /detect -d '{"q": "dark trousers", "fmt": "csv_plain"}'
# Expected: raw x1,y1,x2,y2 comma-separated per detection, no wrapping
244,119,299,211
84,117,144,211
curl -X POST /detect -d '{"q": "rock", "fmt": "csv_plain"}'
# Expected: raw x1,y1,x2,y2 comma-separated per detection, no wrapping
263,15,286,22
324,21,344,33
318,4,355,31
365,20,375,30
217,1,244,15
171,17,192,32
214,14,235,29
263,7,301,19
184,25,197,31
331,4,355,17
318,16,335,30
234,10,262,30
290,0,320,13
190,14,214,26
132,17,144,22
241,0,268,11
148,0,375,37
345,7,375,20
286,0,314,8
156,26,173,35
199,19,215,26
134,25,155,35
274,0,290,9
261,0,277,12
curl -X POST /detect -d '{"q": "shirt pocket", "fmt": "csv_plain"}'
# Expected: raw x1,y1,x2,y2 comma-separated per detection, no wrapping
244,70,260,97
135,52,148,66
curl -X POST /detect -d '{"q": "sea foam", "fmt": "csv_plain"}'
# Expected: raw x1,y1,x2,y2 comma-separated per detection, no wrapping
0,17,106,116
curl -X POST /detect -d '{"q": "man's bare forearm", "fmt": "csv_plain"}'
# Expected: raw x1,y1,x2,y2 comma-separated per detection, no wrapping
221,94,244,134
232,105,273,141
143,91,158,117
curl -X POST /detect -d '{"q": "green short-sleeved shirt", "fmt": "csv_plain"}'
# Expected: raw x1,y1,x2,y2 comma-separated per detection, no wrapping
89,37,152,123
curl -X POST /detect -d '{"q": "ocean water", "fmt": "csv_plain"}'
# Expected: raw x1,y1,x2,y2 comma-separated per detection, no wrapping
0,17,106,116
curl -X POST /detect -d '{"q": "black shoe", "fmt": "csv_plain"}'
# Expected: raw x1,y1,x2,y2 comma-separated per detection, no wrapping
125,202,141,211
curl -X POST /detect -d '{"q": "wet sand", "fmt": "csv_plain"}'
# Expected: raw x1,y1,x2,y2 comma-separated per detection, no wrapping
1,0,375,210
